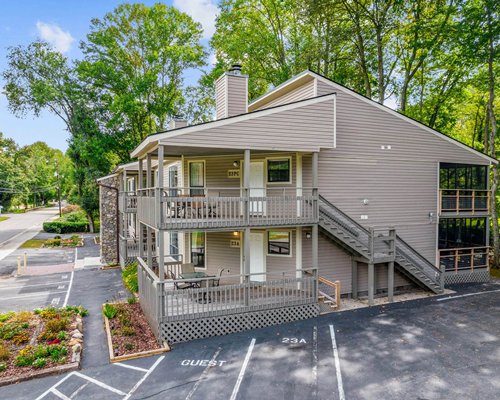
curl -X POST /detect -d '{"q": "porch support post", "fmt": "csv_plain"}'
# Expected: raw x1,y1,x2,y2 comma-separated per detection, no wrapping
123,170,127,239
244,227,251,306
146,154,152,188
352,259,358,299
157,145,165,279
368,262,375,306
138,158,144,259
311,152,319,298
243,149,250,224
388,261,394,302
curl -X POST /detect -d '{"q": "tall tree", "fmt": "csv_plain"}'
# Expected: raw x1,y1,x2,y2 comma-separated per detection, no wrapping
78,3,206,142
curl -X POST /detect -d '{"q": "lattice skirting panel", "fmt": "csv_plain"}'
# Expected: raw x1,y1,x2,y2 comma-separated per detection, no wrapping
444,269,490,285
161,303,320,344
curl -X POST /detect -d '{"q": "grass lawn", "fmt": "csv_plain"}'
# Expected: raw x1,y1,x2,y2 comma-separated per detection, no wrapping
0,216,8,222
19,240,45,249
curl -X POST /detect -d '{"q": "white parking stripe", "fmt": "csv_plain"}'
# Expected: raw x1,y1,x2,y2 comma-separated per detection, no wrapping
329,324,346,400
185,347,222,400
230,338,256,400
62,270,74,307
51,388,71,400
123,356,165,400
73,372,127,395
312,325,318,397
35,371,76,400
0,280,69,289
436,288,500,302
114,362,149,373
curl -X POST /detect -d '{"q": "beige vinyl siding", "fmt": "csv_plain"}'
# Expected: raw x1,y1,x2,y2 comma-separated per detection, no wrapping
302,232,412,295
215,75,227,120
164,98,335,153
226,75,247,117
205,232,241,283
253,79,315,111
182,153,297,191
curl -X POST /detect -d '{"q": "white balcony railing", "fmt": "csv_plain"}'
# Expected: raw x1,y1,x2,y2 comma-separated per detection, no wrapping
137,187,318,230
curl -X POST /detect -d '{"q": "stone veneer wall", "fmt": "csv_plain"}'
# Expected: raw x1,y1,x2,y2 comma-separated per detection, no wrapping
99,175,119,264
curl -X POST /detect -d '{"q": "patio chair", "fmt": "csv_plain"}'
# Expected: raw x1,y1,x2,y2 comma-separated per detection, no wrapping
212,267,226,287
181,263,195,274
171,272,197,290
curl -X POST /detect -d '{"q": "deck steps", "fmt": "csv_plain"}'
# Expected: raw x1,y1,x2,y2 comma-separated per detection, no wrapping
318,195,442,294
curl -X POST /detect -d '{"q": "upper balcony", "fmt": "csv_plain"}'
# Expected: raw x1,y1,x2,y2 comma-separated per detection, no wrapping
137,186,318,230
118,191,137,213
439,189,489,215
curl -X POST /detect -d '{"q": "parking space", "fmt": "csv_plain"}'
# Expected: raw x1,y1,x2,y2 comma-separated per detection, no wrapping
0,282,499,399
0,272,73,312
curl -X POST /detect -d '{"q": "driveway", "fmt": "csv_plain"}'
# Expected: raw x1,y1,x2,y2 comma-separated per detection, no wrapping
0,281,498,400
0,208,59,271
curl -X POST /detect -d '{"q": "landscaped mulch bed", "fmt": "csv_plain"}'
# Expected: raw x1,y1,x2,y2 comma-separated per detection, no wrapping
104,302,165,359
0,306,87,385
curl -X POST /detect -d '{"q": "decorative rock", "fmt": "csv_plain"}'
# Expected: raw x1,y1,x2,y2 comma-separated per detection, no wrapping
76,321,83,332
71,329,83,339
72,343,82,354
68,338,83,346
71,351,81,363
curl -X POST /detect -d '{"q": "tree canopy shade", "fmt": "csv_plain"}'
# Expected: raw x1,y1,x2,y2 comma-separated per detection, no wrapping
78,3,207,142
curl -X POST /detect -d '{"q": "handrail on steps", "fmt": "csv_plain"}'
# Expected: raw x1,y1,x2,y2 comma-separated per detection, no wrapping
318,276,341,310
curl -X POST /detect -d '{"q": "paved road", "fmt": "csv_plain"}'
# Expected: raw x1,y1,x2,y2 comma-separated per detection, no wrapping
0,277,498,400
0,208,59,265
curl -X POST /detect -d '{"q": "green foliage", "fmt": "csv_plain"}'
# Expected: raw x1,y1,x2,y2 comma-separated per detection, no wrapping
43,221,88,234
127,296,137,305
33,357,47,368
121,326,135,337
0,362,6,372
0,312,15,323
0,343,10,361
103,304,118,319
45,318,69,334
122,262,138,294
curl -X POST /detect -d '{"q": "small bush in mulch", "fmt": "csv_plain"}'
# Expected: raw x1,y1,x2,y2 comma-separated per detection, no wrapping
43,235,83,248
0,306,87,381
104,303,161,357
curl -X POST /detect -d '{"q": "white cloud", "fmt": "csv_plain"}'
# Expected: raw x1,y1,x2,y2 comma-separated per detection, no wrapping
173,0,218,39
36,21,74,54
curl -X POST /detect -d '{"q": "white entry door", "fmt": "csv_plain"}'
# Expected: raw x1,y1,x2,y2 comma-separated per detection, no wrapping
250,232,266,282
249,161,265,215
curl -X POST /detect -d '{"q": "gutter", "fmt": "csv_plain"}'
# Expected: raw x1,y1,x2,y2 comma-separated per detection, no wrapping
97,181,120,264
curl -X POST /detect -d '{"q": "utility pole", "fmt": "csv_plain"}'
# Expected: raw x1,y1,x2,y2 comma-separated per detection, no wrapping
56,159,62,217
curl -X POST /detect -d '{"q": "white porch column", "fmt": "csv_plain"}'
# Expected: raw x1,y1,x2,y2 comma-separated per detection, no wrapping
157,145,165,279
146,154,153,268
138,159,144,259
243,150,251,306
123,170,128,239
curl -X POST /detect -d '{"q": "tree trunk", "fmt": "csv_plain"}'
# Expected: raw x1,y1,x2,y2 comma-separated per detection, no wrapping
376,29,385,104
86,211,95,234
486,0,498,268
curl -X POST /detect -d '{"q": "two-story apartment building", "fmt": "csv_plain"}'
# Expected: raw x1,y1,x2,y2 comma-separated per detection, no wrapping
99,66,496,344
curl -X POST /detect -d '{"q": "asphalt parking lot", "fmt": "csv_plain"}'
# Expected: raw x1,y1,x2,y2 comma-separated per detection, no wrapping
0,278,498,400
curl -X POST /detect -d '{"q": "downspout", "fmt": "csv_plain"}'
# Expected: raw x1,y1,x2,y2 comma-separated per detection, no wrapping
97,182,120,264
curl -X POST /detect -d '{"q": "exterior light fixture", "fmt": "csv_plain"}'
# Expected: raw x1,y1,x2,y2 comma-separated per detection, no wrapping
233,231,239,236
233,161,239,167
305,232,311,239
363,199,369,205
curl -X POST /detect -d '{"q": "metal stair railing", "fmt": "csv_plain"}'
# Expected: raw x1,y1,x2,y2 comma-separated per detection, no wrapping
395,236,441,284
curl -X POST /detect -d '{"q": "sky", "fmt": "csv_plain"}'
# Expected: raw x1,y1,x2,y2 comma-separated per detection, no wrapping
0,0,218,152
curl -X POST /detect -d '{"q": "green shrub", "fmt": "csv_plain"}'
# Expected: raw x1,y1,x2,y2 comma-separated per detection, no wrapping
122,262,138,293
103,304,118,319
43,221,88,234
44,238,62,247
0,362,6,372
0,312,14,323
45,318,69,333
127,296,137,305
0,343,10,361
121,326,135,336
124,343,134,351
33,358,46,368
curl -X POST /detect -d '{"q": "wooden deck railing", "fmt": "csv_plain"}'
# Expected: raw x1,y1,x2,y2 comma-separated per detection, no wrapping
137,187,318,230
439,246,489,273
119,191,137,213
439,189,489,214
137,258,318,334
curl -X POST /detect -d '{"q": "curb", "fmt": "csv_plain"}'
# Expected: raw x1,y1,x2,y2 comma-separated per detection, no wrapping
0,362,79,388
102,304,170,363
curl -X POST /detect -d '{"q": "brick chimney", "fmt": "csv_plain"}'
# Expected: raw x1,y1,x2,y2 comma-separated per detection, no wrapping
215,64,248,120
169,116,188,130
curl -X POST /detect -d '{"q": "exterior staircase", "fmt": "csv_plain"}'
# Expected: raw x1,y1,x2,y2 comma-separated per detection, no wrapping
318,195,443,293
